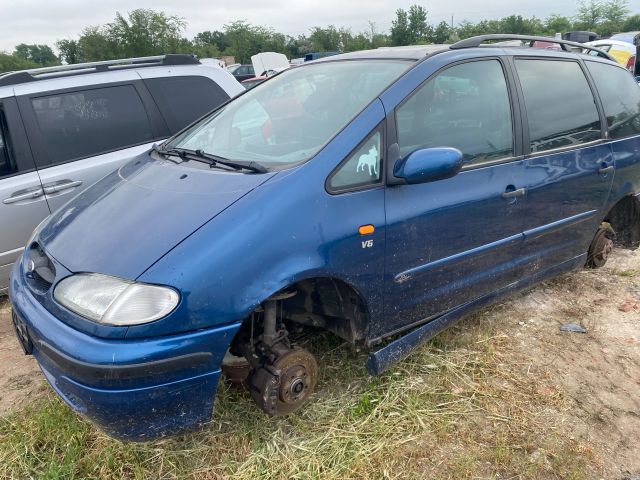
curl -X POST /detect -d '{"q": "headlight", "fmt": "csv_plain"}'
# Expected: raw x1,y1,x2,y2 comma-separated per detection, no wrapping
54,273,179,326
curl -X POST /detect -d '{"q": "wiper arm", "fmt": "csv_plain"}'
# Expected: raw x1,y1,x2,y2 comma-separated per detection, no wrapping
151,144,187,163
193,149,269,174
153,146,268,173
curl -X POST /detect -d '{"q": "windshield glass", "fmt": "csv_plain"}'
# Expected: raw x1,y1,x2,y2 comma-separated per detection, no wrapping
168,60,410,166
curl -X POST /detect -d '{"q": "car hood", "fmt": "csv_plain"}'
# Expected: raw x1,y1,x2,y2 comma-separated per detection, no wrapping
38,154,276,280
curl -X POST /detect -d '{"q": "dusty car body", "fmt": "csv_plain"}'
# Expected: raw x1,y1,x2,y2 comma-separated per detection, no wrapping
9,35,640,441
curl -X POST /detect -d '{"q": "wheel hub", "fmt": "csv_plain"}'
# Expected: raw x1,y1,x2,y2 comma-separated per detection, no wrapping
246,347,318,416
588,226,615,268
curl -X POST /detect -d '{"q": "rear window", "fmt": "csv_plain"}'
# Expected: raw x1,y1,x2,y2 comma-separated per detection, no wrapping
31,85,154,166
515,59,601,152
586,61,640,139
145,76,230,133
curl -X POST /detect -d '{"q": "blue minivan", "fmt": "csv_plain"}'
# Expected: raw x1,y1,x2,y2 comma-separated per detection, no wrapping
9,35,640,440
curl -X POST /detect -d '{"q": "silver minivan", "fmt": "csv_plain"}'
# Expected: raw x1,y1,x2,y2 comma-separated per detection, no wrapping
0,55,244,293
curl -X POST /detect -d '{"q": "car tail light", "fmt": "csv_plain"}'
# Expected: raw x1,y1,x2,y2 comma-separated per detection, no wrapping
626,55,636,73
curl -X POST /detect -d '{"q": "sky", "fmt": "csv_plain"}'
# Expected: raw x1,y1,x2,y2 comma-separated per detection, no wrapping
2,0,640,53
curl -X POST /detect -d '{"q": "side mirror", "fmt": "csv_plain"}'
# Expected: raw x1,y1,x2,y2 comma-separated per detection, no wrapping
393,147,463,184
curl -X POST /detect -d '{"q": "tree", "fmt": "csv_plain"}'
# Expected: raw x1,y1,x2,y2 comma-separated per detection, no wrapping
433,21,451,44
391,8,410,46
105,9,189,58
56,39,82,64
0,53,38,73
622,14,640,31
13,44,58,67
602,0,629,25
575,0,605,29
498,15,543,35
192,30,227,58
77,26,117,62
408,5,432,43
309,26,342,51
544,14,572,35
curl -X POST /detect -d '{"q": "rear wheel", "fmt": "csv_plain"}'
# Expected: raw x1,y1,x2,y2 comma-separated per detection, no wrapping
586,223,615,268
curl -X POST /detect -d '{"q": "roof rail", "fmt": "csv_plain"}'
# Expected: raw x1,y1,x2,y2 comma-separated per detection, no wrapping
450,34,615,62
0,54,200,87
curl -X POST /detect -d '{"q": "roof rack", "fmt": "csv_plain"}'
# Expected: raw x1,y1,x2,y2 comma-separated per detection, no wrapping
0,54,200,87
450,34,615,62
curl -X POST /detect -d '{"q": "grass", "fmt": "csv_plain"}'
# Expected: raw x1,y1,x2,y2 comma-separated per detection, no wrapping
0,303,598,480
612,269,637,277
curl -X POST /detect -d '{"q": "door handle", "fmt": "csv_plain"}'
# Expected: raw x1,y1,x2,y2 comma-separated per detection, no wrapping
598,165,614,175
42,180,83,195
3,188,44,204
501,187,526,199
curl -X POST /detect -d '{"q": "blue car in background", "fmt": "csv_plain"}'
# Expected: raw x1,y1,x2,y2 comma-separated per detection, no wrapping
9,35,640,440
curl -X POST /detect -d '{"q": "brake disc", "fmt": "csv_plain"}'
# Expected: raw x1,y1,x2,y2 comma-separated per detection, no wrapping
587,224,615,268
246,347,318,416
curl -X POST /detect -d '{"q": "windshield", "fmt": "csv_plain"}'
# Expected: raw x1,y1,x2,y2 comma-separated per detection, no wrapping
168,60,410,167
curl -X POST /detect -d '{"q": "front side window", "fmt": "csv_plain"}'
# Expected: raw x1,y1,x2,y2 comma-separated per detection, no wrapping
31,85,154,167
0,109,14,178
329,130,382,191
396,60,513,166
586,61,640,139
515,59,601,153
168,60,410,168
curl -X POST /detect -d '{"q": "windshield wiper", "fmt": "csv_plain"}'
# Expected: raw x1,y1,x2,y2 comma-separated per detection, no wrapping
151,144,187,163
154,146,268,173
191,149,268,173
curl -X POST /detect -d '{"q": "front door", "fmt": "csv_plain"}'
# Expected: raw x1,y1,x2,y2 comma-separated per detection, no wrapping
0,98,50,291
16,83,160,212
380,58,527,338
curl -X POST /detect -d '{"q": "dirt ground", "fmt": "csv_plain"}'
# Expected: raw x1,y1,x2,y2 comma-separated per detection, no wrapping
0,248,638,477
0,300,44,416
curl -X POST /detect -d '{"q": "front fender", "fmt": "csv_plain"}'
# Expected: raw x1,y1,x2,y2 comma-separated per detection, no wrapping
129,103,387,339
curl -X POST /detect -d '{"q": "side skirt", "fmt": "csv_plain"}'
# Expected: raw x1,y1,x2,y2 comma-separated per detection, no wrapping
365,254,587,375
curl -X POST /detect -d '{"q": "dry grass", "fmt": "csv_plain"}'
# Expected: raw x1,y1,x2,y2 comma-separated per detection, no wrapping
0,302,597,480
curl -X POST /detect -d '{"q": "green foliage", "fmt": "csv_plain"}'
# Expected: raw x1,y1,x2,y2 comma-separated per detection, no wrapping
1,1,639,75
56,39,82,64
105,9,189,58
309,25,342,52
0,52,39,72
13,43,58,67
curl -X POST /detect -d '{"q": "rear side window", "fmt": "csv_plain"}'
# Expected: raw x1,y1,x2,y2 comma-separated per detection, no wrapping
396,60,513,166
586,61,640,139
515,60,601,153
145,76,230,133
31,85,154,166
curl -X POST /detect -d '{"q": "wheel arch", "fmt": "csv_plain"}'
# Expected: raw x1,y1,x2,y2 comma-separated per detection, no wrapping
603,193,640,249
243,273,373,345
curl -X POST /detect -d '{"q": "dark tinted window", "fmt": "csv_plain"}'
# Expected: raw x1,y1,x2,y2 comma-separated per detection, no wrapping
515,60,601,152
31,85,154,166
145,76,230,133
0,109,15,178
586,61,640,139
396,60,513,166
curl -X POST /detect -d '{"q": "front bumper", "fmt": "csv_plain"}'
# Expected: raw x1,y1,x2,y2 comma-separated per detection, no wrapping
9,261,241,441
